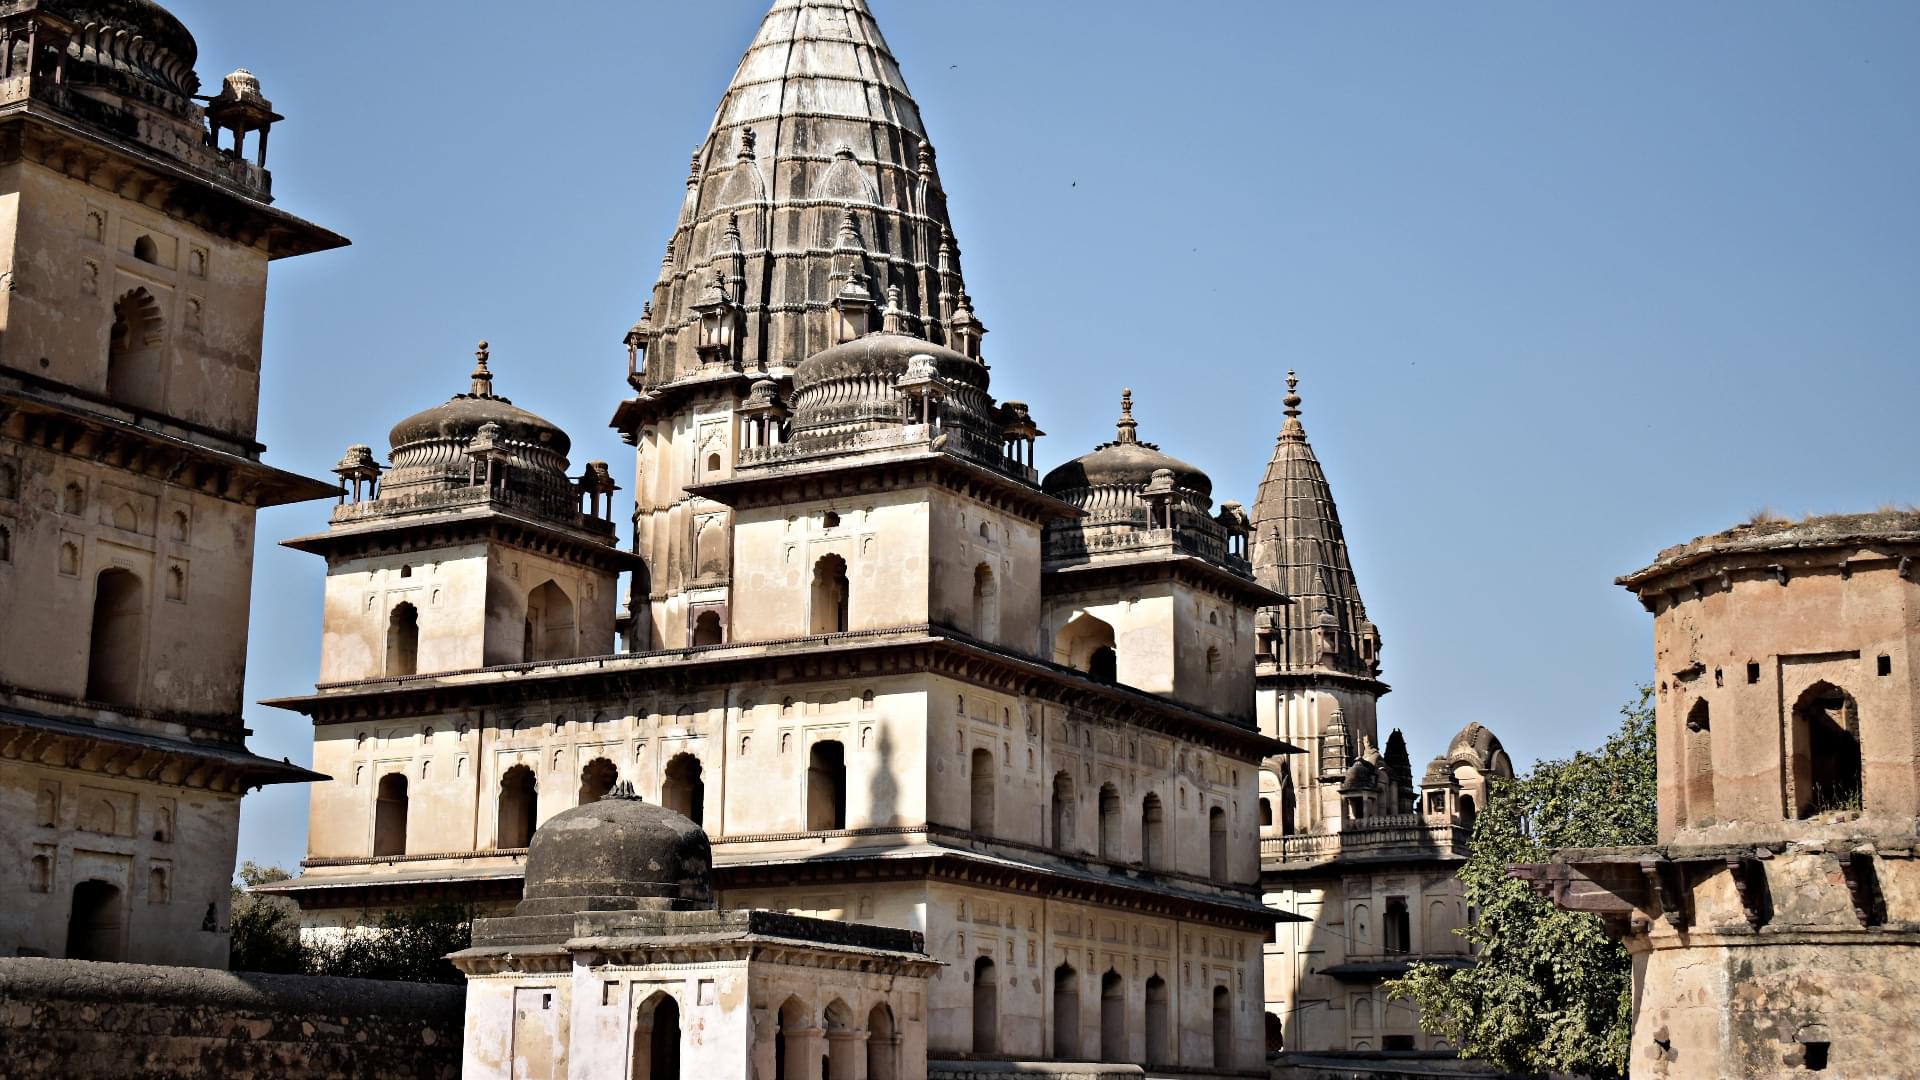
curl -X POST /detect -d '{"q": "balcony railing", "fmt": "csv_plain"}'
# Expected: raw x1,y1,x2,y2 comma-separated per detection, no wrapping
1263,814,1468,866
737,422,1038,485
331,483,617,540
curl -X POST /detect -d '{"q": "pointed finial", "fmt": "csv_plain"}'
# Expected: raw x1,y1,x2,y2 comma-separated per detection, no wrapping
687,148,701,184
918,143,937,183
470,341,493,397
724,211,743,251
738,128,757,160
1280,370,1306,439
1115,388,1138,445
836,210,864,250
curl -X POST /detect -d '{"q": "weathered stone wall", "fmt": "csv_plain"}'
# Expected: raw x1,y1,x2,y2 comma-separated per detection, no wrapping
0,957,463,1078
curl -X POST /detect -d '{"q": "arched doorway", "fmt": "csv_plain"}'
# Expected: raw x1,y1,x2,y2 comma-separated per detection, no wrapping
970,747,995,833
807,741,846,831
811,554,850,634
65,880,126,961
524,580,575,661
774,996,810,1080
386,602,419,676
866,1003,897,1080
634,992,680,1080
1100,969,1125,1061
498,764,538,848
1792,682,1862,817
1685,699,1715,825
1055,612,1117,679
1053,963,1080,1059
691,610,723,646
86,568,146,707
1144,975,1170,1065
662,753,705,825
972,956,998,1054
107,287,165,412
373,773,408,856
822,999,855,1080
1212,985,1232,1069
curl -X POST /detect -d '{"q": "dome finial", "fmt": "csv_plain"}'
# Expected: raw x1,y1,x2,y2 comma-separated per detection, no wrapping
471,341,494,397
604,780,641,802
1280,370,1306,440
1115,388,1138,445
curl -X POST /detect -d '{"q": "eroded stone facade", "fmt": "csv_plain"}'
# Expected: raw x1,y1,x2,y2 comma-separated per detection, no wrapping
1521,511,1920,1078
0,0,341,966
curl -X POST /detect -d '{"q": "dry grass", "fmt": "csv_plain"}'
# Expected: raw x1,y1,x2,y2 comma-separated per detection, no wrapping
1747,507,1786,525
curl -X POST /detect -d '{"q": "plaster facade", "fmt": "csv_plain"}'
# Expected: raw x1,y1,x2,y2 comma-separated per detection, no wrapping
0,0,341,967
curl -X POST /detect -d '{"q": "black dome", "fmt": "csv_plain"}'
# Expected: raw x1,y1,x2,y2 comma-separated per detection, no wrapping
520,793,713,913
1042,441,1212,500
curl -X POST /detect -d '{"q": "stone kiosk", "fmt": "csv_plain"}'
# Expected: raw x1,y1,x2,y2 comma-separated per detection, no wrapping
1518,510,1920,1078
452,783,937,1080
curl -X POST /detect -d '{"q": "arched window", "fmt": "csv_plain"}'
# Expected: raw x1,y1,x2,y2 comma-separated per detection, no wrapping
1052,963,1081,1059
1458,793,1477,832
971,563,998,640
497,764,537,848
969,748,995,834
1280,765,1297,837
1056,613,1118,680
634,992,680,1080
691,610,723,646
972,956,999,1053
662,753,705,825
1100,969,1125,1061
373,773,408,857
1265,1011,1285,1054
86,568,145,707
1791,682,1862,817
578,757,618,804
524,580,576,661
0,460,16,500
1685,699,1715,825
1145,975,1170,1066
132,235,158,264
823,999,856,1079
1206,645,1222,674
65,879,125,961
0,523,11,564
866,1003,897,1080
1384,897,1411,954
1212,985,1232,1069
386,602,419,677
1051,771,1075,852
807,740,846,831
1141,793,1166,870
774,997,810,1080
63,483,86,516
1098,783,1121,861
1209,805,1229,881
810,554,850,634
107,287,165,412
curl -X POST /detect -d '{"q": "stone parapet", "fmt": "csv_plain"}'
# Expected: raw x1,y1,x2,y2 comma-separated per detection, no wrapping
0,957,463,1078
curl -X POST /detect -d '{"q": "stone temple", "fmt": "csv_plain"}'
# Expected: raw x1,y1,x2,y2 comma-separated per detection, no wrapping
20,1,1909,1079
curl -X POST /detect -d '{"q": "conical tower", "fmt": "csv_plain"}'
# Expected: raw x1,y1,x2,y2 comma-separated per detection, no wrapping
1250,373,1388,834
613,0,978,649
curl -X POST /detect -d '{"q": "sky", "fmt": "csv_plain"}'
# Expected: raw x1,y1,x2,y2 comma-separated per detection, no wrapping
177,1,1920,873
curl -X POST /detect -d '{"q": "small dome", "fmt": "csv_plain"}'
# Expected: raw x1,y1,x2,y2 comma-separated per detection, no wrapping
1042,389,1212,503
788,332,992,440
382,343,573,503
520,787,714,913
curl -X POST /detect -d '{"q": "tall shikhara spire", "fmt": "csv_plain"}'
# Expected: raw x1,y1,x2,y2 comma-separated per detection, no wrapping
1249,373,1383,680
639,0,970,386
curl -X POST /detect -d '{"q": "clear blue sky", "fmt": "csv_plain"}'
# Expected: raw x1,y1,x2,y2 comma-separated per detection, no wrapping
184,1,1920,872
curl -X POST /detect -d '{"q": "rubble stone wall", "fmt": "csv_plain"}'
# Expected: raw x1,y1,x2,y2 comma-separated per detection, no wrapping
0,957,463,1078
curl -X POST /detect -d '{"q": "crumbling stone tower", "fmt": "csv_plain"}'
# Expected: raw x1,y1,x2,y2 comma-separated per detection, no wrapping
0,0,343,965
1522,510,1920,1077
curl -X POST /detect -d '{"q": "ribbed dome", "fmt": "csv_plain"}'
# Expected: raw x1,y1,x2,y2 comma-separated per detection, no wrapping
519,788,713,914
382,345,573,503
1249,373,1379,679
788,332,993,440
54,0,201,98
639,0,974,381
1042,389,1213,505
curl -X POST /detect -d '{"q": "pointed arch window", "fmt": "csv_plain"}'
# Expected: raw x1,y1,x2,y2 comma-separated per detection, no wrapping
107,288,166,412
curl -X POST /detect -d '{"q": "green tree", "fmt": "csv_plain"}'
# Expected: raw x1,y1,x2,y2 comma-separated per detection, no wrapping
305,903,473,985
228,862,305,974
1387,689,1657,1079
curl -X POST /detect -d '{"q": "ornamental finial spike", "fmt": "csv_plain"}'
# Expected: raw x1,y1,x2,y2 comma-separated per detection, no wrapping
1280,371,1307,440
471,341,493,397
1116,388,1138,445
